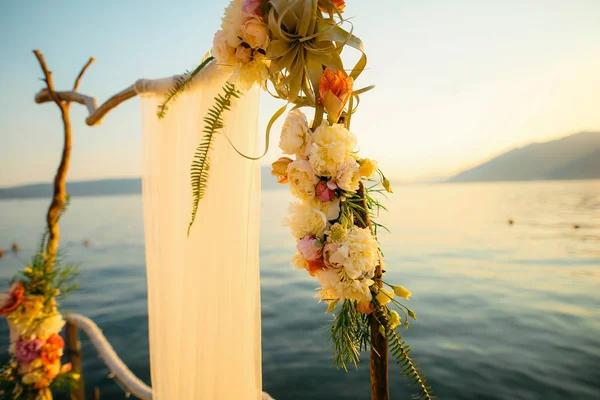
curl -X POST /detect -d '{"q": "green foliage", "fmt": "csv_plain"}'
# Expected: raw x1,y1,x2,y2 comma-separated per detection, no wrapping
157,57,215,119
188,82,241,235
328,300,370,371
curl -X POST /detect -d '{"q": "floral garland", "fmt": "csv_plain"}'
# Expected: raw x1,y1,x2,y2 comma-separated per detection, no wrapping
0,241,79,399
160,0,432,398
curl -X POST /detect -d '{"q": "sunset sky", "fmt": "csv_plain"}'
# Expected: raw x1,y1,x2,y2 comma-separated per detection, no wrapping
1,0,599,186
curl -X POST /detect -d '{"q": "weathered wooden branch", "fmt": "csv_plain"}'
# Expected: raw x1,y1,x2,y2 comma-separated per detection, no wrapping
356,182,390,400
35,85,138,126
73,57,95,92
33,49,82,264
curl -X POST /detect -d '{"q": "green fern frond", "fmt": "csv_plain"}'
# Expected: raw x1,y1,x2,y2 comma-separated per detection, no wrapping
374,307,434,400
157,56,215,119
187,82,241,236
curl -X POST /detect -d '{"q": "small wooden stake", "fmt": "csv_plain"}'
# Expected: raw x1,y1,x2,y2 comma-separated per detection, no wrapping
92,387,100,400
356,182,390,400
66,321,86,400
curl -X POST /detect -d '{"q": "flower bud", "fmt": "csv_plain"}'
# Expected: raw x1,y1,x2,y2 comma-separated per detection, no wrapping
271,157,293,184
393,285,411,300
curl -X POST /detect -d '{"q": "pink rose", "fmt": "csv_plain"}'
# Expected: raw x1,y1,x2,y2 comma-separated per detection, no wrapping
316,180,336,202
243,0,262,15
297,236,322,261
15,338,44,365
235,46,253,64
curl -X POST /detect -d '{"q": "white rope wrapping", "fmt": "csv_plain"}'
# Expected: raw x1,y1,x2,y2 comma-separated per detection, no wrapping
63,313,275,400
64,313,153,399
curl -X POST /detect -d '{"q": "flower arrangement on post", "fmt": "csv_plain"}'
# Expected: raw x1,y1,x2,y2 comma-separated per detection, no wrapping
0,246,80,400
0,50,84,400
159,0,432,398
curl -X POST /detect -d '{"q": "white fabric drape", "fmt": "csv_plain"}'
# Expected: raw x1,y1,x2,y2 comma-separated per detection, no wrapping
138,64,262,400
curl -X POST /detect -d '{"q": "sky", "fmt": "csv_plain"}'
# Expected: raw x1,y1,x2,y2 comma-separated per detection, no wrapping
1,0,599,187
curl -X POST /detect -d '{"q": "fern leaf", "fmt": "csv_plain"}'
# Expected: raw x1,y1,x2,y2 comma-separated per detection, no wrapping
157,56,215,119
187,82,241,236
374,307,434,400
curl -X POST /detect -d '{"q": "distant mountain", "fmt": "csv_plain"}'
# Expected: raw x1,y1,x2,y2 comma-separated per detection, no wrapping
0,179,142,200
448,132,600,182
0,168,284,200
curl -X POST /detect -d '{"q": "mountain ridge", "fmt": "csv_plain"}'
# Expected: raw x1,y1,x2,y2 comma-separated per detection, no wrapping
447,131,600,182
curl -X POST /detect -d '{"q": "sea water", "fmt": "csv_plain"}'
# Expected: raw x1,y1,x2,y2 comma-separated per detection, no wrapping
0,180,598,399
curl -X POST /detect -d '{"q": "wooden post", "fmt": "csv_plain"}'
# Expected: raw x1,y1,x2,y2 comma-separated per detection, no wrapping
92,387,100,400
356,182,390,400
66,321,86,400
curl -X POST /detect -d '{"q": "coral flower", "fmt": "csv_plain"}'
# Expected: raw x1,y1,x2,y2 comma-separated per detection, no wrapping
319,67,354,124
357,300,373,315
0,281,25,315
318,0,346,13
306,257,326,276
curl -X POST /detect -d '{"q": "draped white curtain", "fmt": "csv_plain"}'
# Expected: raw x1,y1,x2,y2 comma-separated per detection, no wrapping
138,64,262,400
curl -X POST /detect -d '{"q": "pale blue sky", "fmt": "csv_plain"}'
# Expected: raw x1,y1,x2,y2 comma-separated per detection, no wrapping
1,0,599,186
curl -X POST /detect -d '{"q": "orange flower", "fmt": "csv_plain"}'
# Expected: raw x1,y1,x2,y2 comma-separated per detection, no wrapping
60,362,73,374
357,300,373,315
41,334,64,366
0,281,25,315
271,157,293,184
306,257,326,276
319,0,346,13
318,67,354,124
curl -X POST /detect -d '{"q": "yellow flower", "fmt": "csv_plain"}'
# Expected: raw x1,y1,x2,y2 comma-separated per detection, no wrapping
375,288,394,305
393,285,412,300
388,310,401,330
36,388,53,400
358,158,378,178
22,370,44,385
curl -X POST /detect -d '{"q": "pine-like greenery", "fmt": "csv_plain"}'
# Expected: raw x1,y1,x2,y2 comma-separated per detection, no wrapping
188,82,241,235
157,57,215,119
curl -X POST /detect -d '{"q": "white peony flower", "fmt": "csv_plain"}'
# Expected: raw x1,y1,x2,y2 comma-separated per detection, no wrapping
335,158,361,192
221,0,246,48
279,110,311,157
241,15,270,49
284,201,328,239
323,226,379,280
334,278,374,303
235,53,270,89
212,30,237,66
287,159,319,201
309,123,357,177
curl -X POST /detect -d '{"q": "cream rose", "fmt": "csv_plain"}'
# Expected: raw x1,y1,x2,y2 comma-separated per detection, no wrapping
235,52,270,89
241,15,270,50
287,159,319,201
279,110,310,157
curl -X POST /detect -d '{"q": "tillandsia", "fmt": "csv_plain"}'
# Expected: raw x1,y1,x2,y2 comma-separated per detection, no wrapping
160,1,432,397
0,230,79,399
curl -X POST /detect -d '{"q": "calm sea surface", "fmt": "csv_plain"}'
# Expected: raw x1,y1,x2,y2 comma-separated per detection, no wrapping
0,181,599,399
